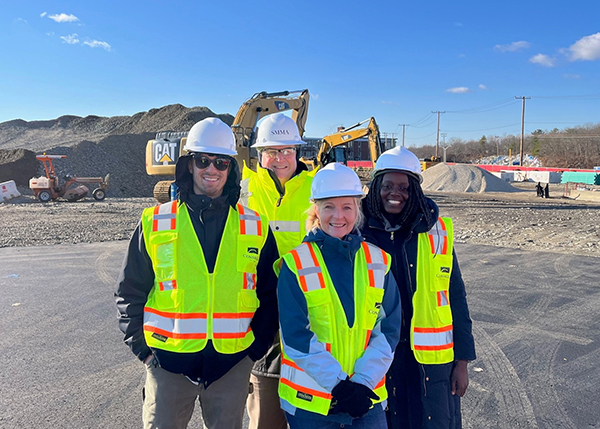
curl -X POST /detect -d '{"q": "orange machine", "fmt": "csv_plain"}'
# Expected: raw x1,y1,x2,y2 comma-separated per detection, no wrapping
29,155,110,202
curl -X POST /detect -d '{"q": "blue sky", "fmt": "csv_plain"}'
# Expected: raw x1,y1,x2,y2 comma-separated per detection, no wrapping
1,1,599,146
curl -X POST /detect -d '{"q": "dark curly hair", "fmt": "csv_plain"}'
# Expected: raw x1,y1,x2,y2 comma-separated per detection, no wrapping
365,173,433,228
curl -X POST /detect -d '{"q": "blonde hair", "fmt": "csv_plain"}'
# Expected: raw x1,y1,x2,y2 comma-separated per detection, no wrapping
305,197,364,233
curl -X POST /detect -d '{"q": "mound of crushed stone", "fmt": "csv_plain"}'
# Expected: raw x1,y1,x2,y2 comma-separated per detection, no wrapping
422,163,522,193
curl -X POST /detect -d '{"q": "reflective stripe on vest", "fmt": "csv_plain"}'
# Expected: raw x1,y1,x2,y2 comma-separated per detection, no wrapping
144,307,207,340
279,241,390,416
152,200,178,232
237,204,262,236
142,202,266,354
289,243,326,292
269,220,300,233
411,217,455,364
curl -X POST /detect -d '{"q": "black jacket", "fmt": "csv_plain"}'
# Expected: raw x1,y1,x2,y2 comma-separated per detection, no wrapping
115,157,279,387
360,196,476,428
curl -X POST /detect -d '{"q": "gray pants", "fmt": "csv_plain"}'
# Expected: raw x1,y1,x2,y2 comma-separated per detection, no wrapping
246,373,288,429
143,356,254,429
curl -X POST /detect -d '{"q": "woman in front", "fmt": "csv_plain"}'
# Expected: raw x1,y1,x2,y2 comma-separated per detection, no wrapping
361,146,476,429
276,162,402,429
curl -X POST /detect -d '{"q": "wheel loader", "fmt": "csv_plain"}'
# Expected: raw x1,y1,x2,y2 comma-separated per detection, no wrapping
29,155,110,202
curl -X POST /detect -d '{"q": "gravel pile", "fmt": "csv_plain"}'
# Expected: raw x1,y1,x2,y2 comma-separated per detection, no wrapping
0,105,234,198
422,163,521,193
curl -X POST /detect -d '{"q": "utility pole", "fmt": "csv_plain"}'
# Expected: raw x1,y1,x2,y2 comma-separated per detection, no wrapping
514,96,530,167
442,145,451,163
431,111,445,158
398,124,407,147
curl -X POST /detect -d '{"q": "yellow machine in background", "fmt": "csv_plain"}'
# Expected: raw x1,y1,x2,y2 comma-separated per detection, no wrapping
302,117,383,170
146,89,310,202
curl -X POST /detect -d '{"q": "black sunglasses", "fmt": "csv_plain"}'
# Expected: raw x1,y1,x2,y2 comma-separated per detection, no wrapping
192,154,231,171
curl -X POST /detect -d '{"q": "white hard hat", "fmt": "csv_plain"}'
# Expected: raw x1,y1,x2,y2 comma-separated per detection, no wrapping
183,118,237,156
310,163,365,201
252,113,306,148
373,146,423,183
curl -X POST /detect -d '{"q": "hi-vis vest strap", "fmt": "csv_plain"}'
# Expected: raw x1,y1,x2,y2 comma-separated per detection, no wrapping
279,241,390,416
411,217,455,364
141,202,267,354
241,165,316,255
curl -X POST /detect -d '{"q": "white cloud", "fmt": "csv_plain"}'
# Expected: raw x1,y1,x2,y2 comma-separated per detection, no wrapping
494,41,530,52
15,17,28,24
40,12,47,18
478,84,488,90
83,39,111,51
529,53,556,67
48,13,79,23
568,32,600,61
61,34,80,44
445,87,472,94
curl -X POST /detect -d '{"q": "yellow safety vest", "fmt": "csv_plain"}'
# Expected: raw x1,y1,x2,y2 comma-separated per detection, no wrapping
411,217,455,364
242,164,317,255
141,201,268,354
278,241,391,416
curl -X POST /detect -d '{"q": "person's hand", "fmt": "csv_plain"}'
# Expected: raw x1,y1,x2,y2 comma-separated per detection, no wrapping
451,360,469,397
331,379,379,418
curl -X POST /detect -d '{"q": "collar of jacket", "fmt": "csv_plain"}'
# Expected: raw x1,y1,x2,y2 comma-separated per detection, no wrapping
303,228,364,256
184,192,230,213
363,197,439,236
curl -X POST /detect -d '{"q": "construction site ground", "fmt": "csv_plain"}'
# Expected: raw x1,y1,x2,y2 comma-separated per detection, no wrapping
1,184,599,428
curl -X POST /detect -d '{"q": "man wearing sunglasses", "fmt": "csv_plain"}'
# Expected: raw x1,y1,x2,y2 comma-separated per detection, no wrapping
240,113,318,429
116,117,279,429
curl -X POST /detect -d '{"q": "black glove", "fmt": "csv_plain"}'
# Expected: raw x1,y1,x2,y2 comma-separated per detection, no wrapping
330,379,380,418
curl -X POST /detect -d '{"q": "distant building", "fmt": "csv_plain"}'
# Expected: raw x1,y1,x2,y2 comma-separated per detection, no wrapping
299,134,397,161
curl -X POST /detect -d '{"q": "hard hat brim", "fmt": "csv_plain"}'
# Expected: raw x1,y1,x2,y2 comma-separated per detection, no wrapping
374,168,423,184
183,144,237,156
251,139,307,148
310,190,366,201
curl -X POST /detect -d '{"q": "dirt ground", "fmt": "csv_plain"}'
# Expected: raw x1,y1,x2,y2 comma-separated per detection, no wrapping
1,182,599,256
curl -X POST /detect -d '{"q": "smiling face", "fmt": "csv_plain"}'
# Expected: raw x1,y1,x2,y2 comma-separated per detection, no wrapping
260,146,297,185
315,197,359,239
188,153,230,198
379,172,410,215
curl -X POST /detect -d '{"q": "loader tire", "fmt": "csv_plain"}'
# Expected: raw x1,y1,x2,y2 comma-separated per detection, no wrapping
38,190,51,203
153,181,174,204
93,188,106,201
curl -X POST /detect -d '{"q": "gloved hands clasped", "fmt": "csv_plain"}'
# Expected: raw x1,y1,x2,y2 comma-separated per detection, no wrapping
329,378,380,418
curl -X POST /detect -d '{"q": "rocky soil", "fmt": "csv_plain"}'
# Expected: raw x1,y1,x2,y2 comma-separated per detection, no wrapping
1,183,598,257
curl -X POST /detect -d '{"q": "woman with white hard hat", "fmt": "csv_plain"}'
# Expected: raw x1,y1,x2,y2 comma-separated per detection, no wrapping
276,162,401,428
360,146,476,429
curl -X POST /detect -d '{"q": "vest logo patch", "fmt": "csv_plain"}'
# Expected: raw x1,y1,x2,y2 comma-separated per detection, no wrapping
440,267,450,273
296,391,313,402
247,247,259,254
375,302,382,309
152,333,168,342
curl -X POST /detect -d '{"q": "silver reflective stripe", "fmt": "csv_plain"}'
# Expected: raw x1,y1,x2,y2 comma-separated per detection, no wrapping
269,220,300,232
240,214,260,221
153,213,176,220
298,266,321,276
367,263,387,271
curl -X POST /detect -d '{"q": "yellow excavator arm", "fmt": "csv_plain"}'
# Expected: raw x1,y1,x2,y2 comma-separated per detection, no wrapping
304,117,382,170
231,89,309,171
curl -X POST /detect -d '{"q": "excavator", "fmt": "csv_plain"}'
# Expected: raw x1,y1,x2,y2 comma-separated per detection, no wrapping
302,117,383,171
146,89,310,202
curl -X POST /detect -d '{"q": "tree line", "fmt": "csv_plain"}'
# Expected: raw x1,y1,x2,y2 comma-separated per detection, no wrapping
408,123,600,169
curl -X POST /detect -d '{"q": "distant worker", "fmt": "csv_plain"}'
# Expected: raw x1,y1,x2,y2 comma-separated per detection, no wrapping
115,117,279,429
277,163,401,428
239,112,317,429
361,146,476,429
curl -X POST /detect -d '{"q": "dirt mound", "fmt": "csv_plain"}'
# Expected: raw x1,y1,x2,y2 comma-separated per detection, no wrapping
422,163,522,193
0,149,38,186
0,105,235,198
